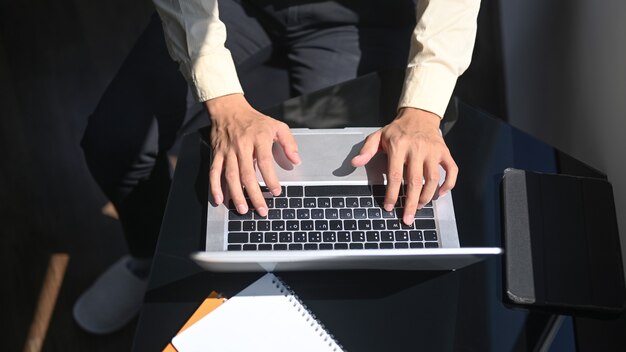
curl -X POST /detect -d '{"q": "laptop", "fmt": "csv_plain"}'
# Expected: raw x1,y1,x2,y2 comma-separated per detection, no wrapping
193,128,501,272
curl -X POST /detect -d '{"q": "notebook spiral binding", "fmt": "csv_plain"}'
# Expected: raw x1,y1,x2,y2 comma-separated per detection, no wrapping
271,276,345,352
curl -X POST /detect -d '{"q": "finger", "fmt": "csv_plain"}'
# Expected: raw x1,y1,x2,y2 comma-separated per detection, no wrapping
209,153,225,205
351,131,381,167
255,142,282,196
238,151,268,217
419,159,440,208
276,124,301,165
438,154,458,197
384,148,405,212
224,154,248,214
403,157,424,225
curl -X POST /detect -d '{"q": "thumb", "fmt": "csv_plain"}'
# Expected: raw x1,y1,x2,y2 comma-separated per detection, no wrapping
351,130,381,167
276,124,301,165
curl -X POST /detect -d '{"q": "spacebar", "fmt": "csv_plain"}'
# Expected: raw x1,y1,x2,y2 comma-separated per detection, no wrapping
305,185,372,197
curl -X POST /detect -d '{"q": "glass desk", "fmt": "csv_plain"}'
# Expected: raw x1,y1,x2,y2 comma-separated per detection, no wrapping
133,71,602,351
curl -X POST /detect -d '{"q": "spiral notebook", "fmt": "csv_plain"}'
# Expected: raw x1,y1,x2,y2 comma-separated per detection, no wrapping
171,273,344,352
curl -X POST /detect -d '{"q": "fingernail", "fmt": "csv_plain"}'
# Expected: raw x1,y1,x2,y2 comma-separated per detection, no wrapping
271,188,281,196
257,206,267,216
213,194,223,204
236,204,248,214
404,216,413,225
384,203,394,211
439,191,448,198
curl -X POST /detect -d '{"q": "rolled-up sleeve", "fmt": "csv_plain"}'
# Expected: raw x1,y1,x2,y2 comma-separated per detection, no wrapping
398,0,481,118
153,0,243,102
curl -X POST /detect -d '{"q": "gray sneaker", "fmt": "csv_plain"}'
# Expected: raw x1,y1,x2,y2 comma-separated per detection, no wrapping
73,256,149,334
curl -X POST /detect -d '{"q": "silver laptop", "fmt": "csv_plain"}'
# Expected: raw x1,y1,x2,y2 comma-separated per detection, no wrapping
193,128,501,272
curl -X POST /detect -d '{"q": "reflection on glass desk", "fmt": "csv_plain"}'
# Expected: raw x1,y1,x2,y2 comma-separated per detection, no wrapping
133,71,596,351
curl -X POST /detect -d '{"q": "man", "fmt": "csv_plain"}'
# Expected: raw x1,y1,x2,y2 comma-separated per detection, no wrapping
75,0,479,334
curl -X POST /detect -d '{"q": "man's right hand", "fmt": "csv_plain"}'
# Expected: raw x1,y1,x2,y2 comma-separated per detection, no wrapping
206,94,301,217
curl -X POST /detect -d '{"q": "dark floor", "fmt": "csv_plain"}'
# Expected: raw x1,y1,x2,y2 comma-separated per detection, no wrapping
0,1,506,351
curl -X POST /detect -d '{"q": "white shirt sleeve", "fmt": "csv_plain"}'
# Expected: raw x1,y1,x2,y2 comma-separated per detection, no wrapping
398,0,481,118
153,0,243,102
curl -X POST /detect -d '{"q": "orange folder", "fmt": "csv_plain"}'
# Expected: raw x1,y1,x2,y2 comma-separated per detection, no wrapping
163,291,226,352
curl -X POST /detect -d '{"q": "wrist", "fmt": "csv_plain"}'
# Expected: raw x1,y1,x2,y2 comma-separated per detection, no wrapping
205,93,251,119
396,107,441,130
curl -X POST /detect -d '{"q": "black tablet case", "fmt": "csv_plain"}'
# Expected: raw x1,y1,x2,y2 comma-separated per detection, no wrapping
502,168,625,316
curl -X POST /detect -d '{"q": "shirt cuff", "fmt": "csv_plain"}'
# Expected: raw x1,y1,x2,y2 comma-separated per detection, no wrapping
180,51,244,102
397,65,458,119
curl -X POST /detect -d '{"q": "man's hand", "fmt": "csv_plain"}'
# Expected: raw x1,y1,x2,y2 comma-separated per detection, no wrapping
206,94,301,216
351,107,458,225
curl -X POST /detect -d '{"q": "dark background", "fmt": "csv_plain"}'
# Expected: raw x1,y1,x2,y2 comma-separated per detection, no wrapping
0,0,505,350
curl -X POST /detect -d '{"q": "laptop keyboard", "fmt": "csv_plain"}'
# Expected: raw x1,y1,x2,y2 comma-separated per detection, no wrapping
226,185,439,251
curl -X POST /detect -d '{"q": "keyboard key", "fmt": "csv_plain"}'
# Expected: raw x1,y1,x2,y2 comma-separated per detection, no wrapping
304,244,318,250
315,220,329,231
346,198,359,207
228,221,241,231
332,198,345,207
294,232,307,242
286,221,299,231
354,209,367,219
268,209,281,219
335,243,348,249
228,233,248,244
329,220,343,230
358,220,372,230
227,244,242,251
304,198,317,208
273,244,287,250
243,221,255,231
297,209,310,219
367,208,382,218
382,209,396,218
425,242,439,248
265,198,274,208
337,232,351,242
289,198,302,208
409,231,423,241
323,232,336,242
380,243,393,249
257,221,270,231
289,244,303,250
424,230,438,241
228,211,252,220
366,231,380,242
264,232,278,243
344,220,357,230
259,244,272,250
282,209,296,219
339,209,353,219
424,201,433,208
359,197,374,207
400,221,414,229
394,242,409,249
415,208,434,218
351,231,365,242
287,186,303,197
365,243,379,249
317,198,331,208
325,209,339,219
305,185,372,197
381,231,394,242
253,212,267,220
275,198,288,208
272,221,285,231
349,243,364,249
243,244,256,251
319,243,333,250
386,220,401,230
395,231,409,241
410,242,424,248
308,232,322,242
372,220,386,230
415,219,436,229
301,221,314,231
279,232,293,243
250,232,263,243
311,209,324,219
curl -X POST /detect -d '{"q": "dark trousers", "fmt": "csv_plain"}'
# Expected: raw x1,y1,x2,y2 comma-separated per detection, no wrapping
81,0,415,258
